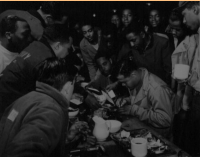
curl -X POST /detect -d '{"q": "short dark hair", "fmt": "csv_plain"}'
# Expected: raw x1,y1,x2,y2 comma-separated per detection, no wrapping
0,15,26,37
121,7,133,15
41,2,58,15
185,1,199,10
80,18,94,29
168,10,189,33
95,51,110,64
148,7,163,17
65,52,82,67
36,57,77,91
111,13,120,19
121,7,137,19
43,24,71,44
116,55,139,77
169,10,183,22
169,10,185,28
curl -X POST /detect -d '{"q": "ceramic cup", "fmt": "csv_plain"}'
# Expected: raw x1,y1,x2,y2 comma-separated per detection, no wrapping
131,138,147,157
174,64,190,80
106,120,121,133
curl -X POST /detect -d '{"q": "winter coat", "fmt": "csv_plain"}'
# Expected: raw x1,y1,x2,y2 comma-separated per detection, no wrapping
0,81,69,157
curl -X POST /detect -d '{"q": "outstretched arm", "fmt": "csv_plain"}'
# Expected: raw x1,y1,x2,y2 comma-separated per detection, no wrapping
81,48,97,81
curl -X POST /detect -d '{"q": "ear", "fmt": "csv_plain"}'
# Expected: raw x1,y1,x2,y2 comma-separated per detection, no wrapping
109,58,112,64
5,32,12,40
61,81,74,101
53,42,60,50
140,32,145,38
130,71,137,77
193,5,199,15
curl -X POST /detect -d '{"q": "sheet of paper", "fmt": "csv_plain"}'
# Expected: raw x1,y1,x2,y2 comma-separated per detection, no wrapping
102,90,114,105
108,90,116,98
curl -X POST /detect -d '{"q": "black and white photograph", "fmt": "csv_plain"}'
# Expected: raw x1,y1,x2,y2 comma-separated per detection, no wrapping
0,1,199,157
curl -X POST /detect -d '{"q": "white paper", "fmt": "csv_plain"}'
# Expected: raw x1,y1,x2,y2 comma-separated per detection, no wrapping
108,90,116,98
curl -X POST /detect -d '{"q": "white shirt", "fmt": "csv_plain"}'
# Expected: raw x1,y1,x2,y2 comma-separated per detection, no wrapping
0,43,19,74
91,43,99,50
174,37,178,48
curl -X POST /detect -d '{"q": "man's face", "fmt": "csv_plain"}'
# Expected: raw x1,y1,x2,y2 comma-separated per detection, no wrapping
97,57,111,76
11,21,32,52
56,37,73,58
182,7,199,31
111,15,120,28
168,19,185,39
122,9,133,27
117,74,138,90
60,81,74,101
45,15,55,26
126,32,143,49
82,25,94,42
149,10,161,28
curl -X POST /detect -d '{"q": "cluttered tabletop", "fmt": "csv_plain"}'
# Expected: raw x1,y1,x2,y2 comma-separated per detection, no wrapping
67,100,191,157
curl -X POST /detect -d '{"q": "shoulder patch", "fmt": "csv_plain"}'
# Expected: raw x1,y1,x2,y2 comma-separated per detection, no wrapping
8,109,19,122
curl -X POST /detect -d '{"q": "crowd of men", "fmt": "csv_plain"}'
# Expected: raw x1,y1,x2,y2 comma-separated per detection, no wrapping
0,1,199,157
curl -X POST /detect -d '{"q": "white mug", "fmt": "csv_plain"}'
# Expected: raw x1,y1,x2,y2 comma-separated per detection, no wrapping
174,64,190,80
131,138,147,157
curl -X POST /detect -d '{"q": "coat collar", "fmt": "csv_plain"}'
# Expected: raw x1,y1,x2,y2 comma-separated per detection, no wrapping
81,38,96,53
172,34,198,55
36,81,69,119
81,33,102,50
145,34,153,51
130,69,151,104
39,36,56,57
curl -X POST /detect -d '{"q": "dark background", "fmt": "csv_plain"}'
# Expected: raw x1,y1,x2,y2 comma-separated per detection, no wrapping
0,1,179,27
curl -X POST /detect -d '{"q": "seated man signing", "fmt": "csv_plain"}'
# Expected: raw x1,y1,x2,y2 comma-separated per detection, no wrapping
116,56,174,137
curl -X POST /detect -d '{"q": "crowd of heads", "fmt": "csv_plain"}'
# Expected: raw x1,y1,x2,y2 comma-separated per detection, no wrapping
0,1,200,156
0,2,199,115
1,1,199,84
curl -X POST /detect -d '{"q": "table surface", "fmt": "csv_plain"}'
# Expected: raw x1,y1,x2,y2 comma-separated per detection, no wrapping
97,117,191,157
72,106,191,157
